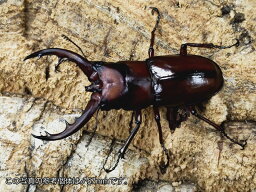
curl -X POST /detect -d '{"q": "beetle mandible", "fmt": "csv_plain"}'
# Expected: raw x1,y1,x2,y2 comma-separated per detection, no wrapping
24,7,246,173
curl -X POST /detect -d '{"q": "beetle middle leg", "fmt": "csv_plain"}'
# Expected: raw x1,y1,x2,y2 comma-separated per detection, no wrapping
189,106,247,149
153,106,170,174
180,39,239,55
103,110,142,173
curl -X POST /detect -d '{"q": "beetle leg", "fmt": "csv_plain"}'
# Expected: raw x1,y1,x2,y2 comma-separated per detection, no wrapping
103,110,141,173
129,111,135,133
189,106,247,149
153,106,170,174
180,39,239,55
166,107,179,133
148,7,161,58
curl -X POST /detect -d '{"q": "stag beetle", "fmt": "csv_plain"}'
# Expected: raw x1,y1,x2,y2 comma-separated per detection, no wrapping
24,7,246,173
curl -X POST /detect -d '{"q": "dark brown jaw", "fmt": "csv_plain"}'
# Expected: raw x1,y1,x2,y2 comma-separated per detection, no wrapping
24,48,102,140
24,48,95,78
32,92,102,141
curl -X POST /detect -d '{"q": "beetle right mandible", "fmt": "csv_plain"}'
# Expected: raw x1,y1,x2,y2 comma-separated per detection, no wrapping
24,7,247,173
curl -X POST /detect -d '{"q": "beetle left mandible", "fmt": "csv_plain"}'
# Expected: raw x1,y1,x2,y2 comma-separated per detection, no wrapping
24,7,246,173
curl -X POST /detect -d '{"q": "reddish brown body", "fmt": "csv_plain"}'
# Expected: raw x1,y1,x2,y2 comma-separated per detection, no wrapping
24,7,245,173
147,55,224,106
97,55,223,111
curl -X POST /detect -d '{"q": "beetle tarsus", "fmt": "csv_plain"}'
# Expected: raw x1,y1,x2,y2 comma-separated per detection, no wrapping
103,111,141,172
180,39,240,55
212,39,240,49
220,130,247,150
102,138,117,172
234,39,240,47
190,107,247,149
85,83,102,92
153,106,170,174
103,153,122,173
148,7,160,58
159,144,170,174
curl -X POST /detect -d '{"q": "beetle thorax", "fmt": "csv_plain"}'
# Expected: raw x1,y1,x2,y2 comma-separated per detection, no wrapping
87,65,126,104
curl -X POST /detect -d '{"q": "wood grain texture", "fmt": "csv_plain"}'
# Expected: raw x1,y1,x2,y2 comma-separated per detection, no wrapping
0,0,255,191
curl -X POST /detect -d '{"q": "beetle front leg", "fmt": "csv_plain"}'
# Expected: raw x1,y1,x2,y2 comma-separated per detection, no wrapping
103,110,142,173
180,39,239,55
153,106,170,174
189,106,247,149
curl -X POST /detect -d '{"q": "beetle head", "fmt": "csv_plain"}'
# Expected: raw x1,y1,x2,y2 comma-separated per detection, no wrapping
24,48,125,141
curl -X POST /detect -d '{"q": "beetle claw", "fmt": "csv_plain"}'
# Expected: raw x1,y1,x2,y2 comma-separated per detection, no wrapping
159,161,168,174
235,39,240,47
149,7,159,15
240,140,247,150
103,153,122,173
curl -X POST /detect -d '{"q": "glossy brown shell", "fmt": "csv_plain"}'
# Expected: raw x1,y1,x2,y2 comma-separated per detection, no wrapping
146,55,224,107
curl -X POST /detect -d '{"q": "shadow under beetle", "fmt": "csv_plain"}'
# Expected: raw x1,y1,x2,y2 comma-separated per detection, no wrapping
24,7,247,173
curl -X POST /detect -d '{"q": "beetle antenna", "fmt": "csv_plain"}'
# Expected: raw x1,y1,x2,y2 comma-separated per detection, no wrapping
62,34,87,58
148,7,161,57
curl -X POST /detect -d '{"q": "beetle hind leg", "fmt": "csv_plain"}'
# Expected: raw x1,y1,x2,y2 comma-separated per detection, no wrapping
180,39,239,55
189,106,247,149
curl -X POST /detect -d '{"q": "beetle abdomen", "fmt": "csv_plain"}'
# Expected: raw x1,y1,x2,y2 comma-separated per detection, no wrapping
147,55,224,106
